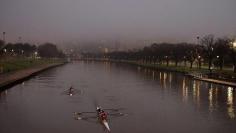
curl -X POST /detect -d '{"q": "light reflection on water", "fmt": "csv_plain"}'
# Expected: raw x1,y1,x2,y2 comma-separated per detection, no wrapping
136,64,236,120
227,87,235,119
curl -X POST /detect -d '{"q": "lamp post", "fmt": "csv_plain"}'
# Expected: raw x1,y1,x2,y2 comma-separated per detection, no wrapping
198,55,201,68
2,32,6,42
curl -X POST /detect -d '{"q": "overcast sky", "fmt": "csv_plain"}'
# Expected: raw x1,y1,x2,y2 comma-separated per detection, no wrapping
0,0,236,44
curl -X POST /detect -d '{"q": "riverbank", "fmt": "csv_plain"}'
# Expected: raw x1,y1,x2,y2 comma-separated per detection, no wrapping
0,58,66,90
82,59,236,87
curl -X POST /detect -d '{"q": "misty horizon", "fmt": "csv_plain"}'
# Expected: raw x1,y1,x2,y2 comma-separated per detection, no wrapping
1,0,236,45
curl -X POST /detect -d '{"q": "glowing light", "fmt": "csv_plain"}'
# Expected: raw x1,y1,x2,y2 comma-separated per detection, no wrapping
233,41,236,48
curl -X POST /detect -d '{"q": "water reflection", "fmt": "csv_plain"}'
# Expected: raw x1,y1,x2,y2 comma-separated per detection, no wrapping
0,90,8,103
227,87,235,119
135,67,236,120
192,80,200,107
182,77,188,102
0,90,8,110
208,86,213,112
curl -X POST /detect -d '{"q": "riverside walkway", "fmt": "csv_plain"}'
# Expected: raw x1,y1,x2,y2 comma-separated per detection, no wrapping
193,76,236,87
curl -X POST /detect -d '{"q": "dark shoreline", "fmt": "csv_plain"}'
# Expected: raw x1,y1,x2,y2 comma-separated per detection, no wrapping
0,62,66,91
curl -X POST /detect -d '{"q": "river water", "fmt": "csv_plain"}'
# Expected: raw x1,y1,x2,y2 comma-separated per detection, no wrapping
0,61,235,133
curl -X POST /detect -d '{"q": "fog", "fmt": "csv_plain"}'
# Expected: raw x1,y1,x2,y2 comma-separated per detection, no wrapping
1,0,236,46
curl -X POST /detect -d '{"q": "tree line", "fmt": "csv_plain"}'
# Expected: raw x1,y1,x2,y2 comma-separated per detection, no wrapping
0,41,65,58
82,35,236,73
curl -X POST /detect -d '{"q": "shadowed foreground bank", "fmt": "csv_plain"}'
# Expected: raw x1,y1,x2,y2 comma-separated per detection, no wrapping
0,58,66,90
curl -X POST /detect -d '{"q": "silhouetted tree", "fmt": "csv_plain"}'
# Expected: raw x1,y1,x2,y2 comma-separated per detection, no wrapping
172,43,187,66
0,40,5,56
213,38,230,70
228,39,236,73
38,43,61,58
195,45,204,69
185,45,197,69
0,40,4,49
201,35,215,70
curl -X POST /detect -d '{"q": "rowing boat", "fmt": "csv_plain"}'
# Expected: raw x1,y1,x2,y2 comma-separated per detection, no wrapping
97,107,111,132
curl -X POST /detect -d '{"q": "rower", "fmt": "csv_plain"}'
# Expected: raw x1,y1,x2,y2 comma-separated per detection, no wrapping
99,110,107,120
96,107,102,112
69,86,74,94
69,86,73,92
68,86,74,96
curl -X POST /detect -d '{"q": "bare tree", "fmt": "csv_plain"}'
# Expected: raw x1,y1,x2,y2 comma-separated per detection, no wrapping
214,38,230,70
201,35,215,70
229,39,236,73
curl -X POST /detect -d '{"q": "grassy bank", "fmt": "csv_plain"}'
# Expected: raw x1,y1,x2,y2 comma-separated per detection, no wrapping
0,58,65,74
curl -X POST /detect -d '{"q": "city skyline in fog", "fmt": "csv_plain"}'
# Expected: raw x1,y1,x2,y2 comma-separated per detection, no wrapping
0,0,236,45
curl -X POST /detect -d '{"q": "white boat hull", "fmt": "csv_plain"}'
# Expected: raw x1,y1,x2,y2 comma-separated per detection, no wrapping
102,120,110,132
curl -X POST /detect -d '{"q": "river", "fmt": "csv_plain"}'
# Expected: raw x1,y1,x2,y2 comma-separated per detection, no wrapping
0,61,235,133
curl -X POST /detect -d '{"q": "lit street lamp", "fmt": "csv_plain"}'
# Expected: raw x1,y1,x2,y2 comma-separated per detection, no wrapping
233,41,236,49
198,55,201,68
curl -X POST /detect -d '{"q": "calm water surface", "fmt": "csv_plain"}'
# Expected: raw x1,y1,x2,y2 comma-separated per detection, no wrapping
0,61,235,133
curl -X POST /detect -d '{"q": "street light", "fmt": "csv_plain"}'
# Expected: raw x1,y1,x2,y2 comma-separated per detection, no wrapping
217,55,219,58
2,32,6,42
233,41,236,48
196,36,200,44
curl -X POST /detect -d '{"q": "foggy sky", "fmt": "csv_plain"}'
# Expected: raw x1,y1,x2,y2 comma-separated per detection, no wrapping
0,0,236,44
